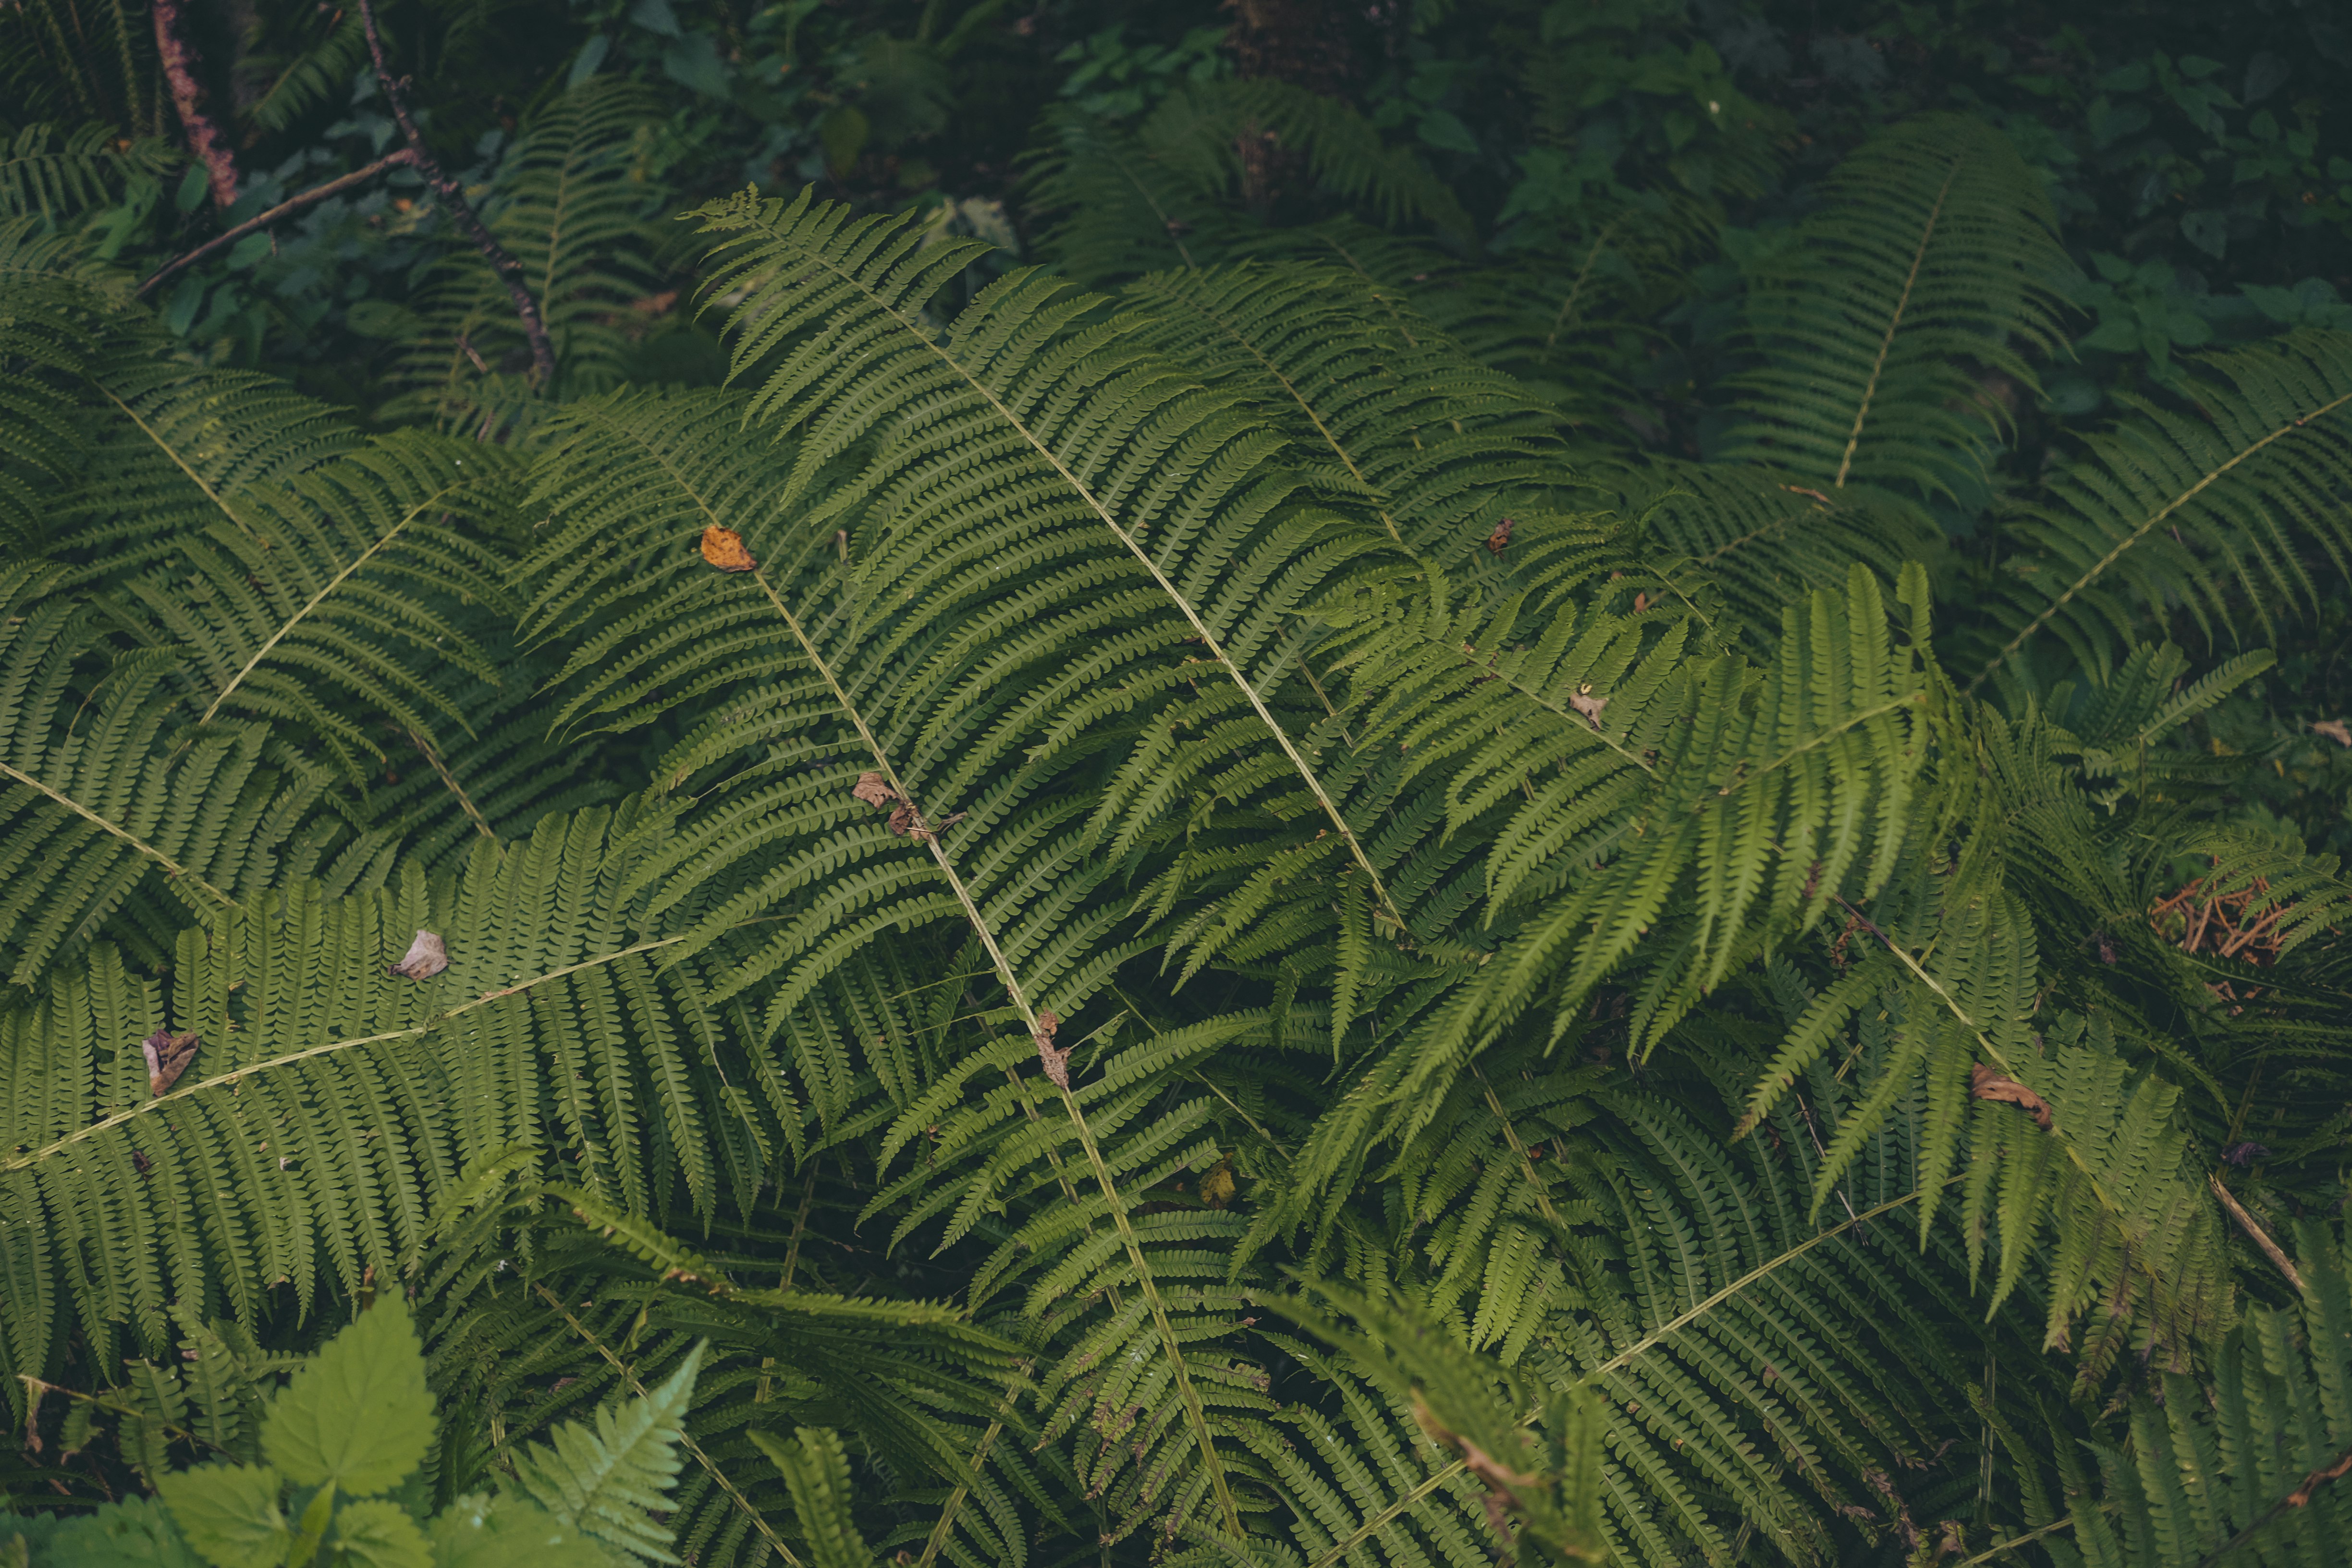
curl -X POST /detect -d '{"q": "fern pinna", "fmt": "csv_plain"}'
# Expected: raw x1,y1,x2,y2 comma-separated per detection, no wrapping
3,76,2351,1568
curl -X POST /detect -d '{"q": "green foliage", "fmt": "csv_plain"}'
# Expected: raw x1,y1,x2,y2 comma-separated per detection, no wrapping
2,1298,699,1567
6,9,2352,1566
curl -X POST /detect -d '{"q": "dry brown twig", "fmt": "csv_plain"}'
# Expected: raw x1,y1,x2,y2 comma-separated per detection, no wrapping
355,0,556,384
138,150,419,297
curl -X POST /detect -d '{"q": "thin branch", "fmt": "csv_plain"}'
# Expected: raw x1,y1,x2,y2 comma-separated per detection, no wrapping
356,0,555,385
137,150,417,298
151,0,238,210
2190,1445,2352,1568
2208,1172,2306,1294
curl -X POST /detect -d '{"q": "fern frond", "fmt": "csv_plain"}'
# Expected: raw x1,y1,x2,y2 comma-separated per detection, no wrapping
1966,330,2352,689
1028,83,1471,288
1720,113,2075,508
511,1341,705,1563
0,570,332,985
2070,1221,2352,1567
0,122,169,222
0,807,759,1401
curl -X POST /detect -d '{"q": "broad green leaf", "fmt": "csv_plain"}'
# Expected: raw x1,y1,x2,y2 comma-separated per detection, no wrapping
331,1500,432,1568
427,1495,623,1568
27,1497,206,1568
261,1298,433,1496
154,1463,291,1568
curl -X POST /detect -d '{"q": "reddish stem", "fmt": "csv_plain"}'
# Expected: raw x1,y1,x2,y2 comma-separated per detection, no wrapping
151,0,240,210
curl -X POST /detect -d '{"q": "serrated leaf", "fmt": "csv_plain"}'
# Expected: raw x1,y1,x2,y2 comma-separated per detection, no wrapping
429,1495,624,1568
507,1342,704,1562
154,1463,290,1568
331,1499,432,1568
260,1298,433,1495
35,1497,207,1568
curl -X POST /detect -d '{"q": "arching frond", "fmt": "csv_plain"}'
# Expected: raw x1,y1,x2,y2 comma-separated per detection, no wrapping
0,568,331,987
0,807,760,1404
1720,114,2076,509
1965,330,2352,690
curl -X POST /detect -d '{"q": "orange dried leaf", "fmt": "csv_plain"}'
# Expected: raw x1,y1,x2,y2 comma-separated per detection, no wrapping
1969,1064,2052,1129
699,525,757,573
852,772,901,810
1483,515,1515,555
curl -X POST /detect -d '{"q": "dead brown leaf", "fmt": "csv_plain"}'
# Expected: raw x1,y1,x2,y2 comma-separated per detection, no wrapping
141,1029,200,1097
1969,1063,2052,1130
1483,515,1515,555
699,525,757,573
2314,718,2351,747
390,929,449,980
1569,684,1608,727
853,772,902,810
1033,1010,1069,1090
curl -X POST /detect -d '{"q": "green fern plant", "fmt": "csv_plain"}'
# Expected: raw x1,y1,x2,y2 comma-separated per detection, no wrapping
2,1294,705,1567
7,70,2352,1568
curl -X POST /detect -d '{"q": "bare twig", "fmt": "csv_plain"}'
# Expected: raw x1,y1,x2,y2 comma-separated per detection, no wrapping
2208,1172,2306,1295
137,150,419,298
356,0,556,385
152,0,238,209
2190,1445,2352,1568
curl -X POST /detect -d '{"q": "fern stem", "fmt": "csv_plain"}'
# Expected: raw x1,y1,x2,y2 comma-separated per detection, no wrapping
1,936,686,1173
407,728,497,841
0,758,233,906
91,385,256,540
1951,1513,2079,1566
1833,159,1960,489
915,1364,1029,1568
201,483,466,723
1301,1183,1933,1568
742,569,1247,1538
783,237,1415,939
530,1283,807,1568
1470,1063,1566,1232
1968,389,2352,691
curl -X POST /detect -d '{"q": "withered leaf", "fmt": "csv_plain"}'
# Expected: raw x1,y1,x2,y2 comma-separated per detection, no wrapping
886,800,922,838
1198,1161,1237,1209
390,929,450,980
1033,1010,1070,1090
699,525,758,573
1483,515,1515,555
2315,718,2351,747
141,1029,200,1098
1969,1063,2053,1130
1569,684,1608,727
851,771,902,810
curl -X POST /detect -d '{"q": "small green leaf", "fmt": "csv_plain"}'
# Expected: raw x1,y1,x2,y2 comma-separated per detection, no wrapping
261,1299,433,1496
331,1500,432,1568
155,1463,291,1568
35,1496,206,1567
